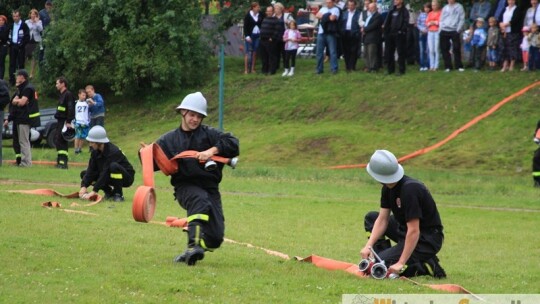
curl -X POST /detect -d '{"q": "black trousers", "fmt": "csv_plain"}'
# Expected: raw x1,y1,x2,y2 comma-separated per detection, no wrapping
54,119,69,165
81,162,134,195
9,45,25,85
284,49,297,69
471,45,486,69
175,184,225,250
364,211,443,277
342,31,360,71
259,39,277,75
385,32,407,74
0,44,8,80
533,147,540,185
440,30,463,70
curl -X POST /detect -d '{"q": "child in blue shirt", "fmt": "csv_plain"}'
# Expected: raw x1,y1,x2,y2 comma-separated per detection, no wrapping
470,18,487,70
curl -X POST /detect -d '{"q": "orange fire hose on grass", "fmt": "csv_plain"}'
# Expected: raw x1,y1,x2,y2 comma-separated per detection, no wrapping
132,143,237,223
330,81,540,169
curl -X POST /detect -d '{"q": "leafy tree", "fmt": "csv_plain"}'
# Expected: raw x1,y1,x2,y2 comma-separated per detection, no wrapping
40,0,211,97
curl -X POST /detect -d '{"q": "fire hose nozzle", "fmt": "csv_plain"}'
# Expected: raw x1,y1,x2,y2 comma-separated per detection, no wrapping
358,258,374,273
228,157,238,169
204,160,218,171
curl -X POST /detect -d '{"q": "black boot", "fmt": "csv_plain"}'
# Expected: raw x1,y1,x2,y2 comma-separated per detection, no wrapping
56,154,68,169
173,221,205,266
15,156,21,166
403,256,447,278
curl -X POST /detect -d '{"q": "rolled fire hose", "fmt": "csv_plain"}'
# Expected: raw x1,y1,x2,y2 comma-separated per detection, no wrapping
132,143,238,223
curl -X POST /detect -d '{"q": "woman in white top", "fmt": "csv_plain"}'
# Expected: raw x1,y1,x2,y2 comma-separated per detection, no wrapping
25,9,43,79
498,0,521,72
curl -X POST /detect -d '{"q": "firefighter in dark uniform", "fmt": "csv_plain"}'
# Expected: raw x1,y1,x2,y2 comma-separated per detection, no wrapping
54,76,75,169
360,150,447,278
533,121,540,187
154,92,239,266
3,69,39,166
79,126,135,202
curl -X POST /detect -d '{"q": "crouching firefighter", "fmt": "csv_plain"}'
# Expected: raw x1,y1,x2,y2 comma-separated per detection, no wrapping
54,77,75,169
360,150,447,279
79,126,135,202
153,92,239,266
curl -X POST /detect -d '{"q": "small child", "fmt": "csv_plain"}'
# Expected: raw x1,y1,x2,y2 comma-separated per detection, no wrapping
470,18,487,71
74,89,90,154
521,26,530,71
417,3,431,71
486,17,500,70
527,23,540,71
282,20,302,77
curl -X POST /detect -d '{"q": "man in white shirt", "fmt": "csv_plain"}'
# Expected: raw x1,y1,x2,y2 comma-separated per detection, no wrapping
316,0,341,74
8,10,29,86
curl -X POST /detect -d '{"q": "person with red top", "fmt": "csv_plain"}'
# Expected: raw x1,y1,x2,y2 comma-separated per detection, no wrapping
426,0,442,71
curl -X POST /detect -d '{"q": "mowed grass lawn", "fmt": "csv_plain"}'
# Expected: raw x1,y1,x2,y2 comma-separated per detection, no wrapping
1,56,540,302
0,164,538,303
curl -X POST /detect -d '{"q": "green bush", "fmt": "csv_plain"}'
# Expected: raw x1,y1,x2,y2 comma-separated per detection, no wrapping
40,0,211,97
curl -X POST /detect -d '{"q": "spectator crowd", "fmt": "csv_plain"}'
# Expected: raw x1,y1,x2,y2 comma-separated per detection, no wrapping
242,0,540,75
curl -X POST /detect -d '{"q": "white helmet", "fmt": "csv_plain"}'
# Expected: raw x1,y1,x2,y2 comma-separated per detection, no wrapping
30,128,40,142
366,150,404,184
176,92,207,117
86,126,109,143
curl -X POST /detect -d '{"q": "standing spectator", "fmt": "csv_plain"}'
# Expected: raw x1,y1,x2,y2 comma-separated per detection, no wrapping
154,92,239,266
417,3,431,71
523,0,539,27
85,85,105,127
362,2,384,72
466,0,491,68
527,23,540,70
243,2,262,74
406,4,419,65
520,26,530,71
3,70,39,167
38,0,53,64
39,0,53,28
486,16,501,70
316,0,341,74
340,0,362,72
54,77,75,169
470,18,487,71
439,0,465,72
79,126,135,202
74,89,90,154
498,0,522,72
469,0,491,28
259,6,279,75
426,0,442,71
282,20,302,76
8,10,30,86
383,0,409,76
25,9,43,79
273,2,287,71
0,15,8,80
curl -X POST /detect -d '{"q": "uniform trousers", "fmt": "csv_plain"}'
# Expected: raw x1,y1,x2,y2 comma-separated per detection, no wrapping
175,184,225,250
364,211,443,277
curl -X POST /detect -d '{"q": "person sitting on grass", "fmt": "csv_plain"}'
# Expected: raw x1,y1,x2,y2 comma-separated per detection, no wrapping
79,126,135,202
360,150,447,278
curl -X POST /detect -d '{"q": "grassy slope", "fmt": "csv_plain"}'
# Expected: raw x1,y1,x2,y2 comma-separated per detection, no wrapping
1,57,540,302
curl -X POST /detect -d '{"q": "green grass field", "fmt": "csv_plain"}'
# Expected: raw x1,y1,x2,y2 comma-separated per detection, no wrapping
1,57,539,303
